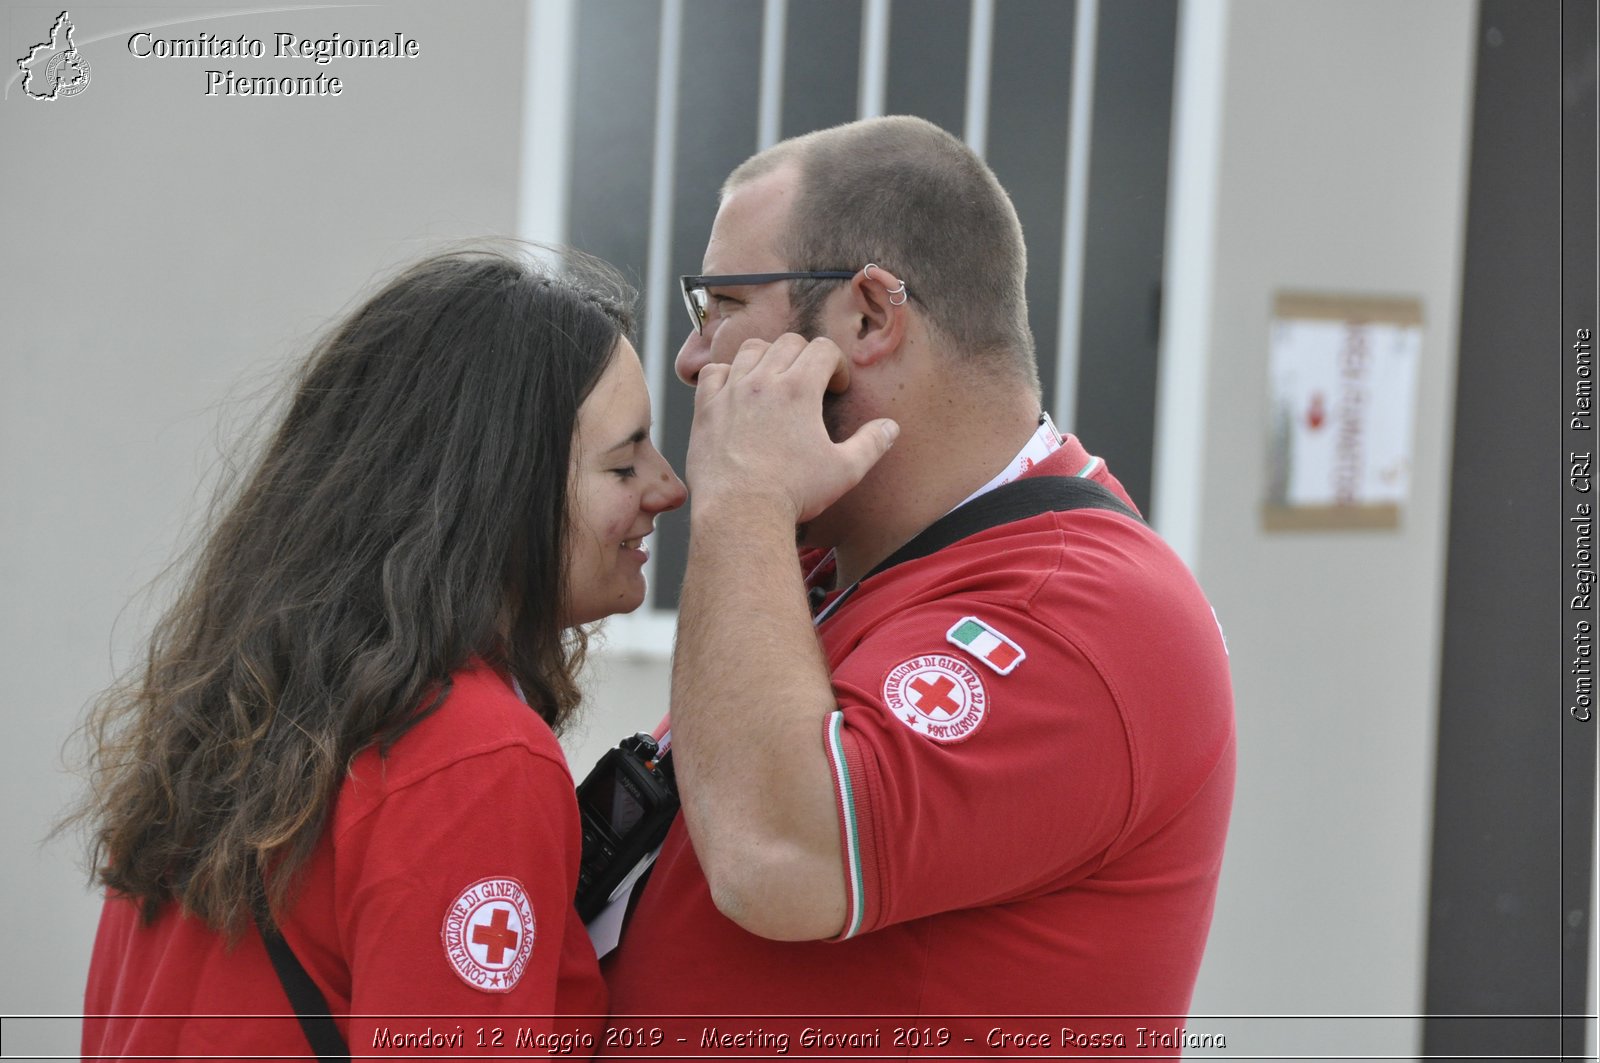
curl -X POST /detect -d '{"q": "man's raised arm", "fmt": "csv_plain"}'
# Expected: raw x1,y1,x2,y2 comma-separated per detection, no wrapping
669,334,897,941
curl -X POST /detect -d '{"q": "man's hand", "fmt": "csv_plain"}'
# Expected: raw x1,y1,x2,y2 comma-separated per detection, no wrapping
686,334,899,523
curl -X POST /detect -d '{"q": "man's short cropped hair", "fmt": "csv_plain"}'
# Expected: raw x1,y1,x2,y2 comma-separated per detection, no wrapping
725,115,1036,379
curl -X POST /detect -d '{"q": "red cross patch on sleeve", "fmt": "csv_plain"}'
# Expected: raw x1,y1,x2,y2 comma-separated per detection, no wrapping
882,654,989,744
441,876,536,992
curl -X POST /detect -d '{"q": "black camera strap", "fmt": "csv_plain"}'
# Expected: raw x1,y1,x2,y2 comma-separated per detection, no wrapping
817,474,1142,623
251,888,351,1063
873,474,1141,571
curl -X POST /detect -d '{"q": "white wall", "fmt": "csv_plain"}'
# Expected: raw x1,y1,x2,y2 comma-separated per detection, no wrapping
0,1,530,1052
1158,0,1477,1055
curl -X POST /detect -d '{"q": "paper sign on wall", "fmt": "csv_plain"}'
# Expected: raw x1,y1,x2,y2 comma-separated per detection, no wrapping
1264,293,1422,531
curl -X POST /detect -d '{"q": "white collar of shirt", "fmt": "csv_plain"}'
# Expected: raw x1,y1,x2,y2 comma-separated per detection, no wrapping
951,412,1065,511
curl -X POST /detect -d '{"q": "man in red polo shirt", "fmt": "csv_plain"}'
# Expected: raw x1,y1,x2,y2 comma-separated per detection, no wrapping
602,116,1234,1056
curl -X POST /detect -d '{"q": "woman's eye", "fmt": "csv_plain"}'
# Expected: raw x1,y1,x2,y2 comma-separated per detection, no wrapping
611,466,638,480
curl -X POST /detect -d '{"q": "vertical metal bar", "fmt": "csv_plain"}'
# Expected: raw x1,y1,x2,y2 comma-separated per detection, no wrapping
1150,0,1229,566
859,0,890,118
516,0,576,257
1053,0,1098,432
759,0,787,148
964,0,995,156
640,0,684,611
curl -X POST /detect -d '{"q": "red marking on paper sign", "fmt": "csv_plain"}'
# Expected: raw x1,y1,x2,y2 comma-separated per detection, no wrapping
1307,392,1327,431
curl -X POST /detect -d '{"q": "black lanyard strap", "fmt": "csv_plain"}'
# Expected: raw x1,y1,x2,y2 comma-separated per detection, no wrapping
818,475,1142,623
253,898,352,1063
866,475,1142,581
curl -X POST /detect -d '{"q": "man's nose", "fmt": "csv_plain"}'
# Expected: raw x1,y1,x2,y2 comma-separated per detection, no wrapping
675,328,711,386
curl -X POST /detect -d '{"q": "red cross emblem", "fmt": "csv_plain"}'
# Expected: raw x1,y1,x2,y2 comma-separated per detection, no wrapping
881,655,989,745
909,675,960,717
443,877,536,993
471,907,520,966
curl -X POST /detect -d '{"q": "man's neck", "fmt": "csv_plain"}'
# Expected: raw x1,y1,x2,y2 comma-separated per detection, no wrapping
828,395,1043,587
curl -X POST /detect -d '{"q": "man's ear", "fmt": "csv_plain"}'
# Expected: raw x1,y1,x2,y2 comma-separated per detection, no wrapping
847,264,910,367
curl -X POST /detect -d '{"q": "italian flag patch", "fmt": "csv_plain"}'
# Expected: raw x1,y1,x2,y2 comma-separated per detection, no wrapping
946,616,1026,675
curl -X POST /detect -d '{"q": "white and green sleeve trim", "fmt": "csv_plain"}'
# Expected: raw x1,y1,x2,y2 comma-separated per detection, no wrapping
824,710,868,940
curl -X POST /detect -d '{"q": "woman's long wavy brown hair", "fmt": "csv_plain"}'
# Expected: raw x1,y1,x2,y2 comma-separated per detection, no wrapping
69,246,634,937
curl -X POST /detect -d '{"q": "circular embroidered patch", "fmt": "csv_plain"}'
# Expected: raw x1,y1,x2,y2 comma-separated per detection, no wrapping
441,876,536,993
882,653,989,743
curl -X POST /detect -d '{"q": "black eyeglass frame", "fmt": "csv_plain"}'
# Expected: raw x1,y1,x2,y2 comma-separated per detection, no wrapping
679,271,857,334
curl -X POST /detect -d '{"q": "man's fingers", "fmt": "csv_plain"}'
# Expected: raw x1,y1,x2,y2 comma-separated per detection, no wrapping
694,362,731,405
725,338,771,386
778,336,852,396
833,418,900,484
791,418,898,522
758,333,813,375
728,333,812,387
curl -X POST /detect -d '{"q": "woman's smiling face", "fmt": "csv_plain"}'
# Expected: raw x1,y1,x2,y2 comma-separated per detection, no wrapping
563,338,686,626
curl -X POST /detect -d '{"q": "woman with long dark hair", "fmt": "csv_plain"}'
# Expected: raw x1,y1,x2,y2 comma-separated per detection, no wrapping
75,246,685,1057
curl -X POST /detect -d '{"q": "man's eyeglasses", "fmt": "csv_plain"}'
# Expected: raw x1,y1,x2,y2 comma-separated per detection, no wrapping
679,271,856,334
